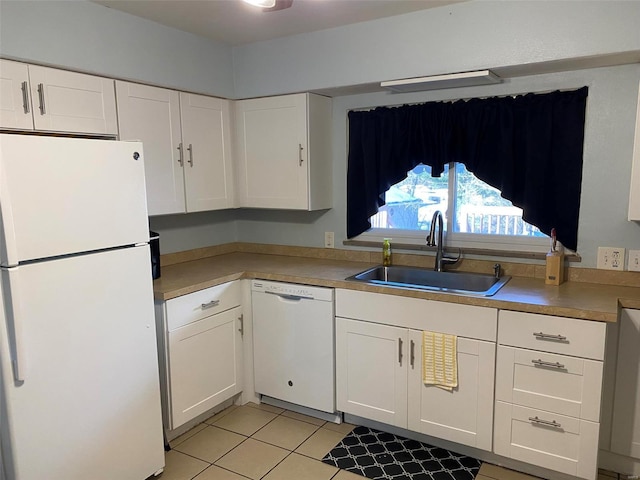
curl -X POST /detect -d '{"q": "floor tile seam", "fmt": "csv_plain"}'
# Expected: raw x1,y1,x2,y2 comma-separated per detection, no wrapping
254,422,323,451
200,463,254,480
211,419,269,438
212,435,255,467
168,447,215,469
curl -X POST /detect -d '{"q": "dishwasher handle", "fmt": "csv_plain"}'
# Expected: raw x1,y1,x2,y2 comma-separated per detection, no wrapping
264,290,313,301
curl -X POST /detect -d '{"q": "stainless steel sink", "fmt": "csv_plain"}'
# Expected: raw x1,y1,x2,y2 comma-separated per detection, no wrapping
346,265,511,296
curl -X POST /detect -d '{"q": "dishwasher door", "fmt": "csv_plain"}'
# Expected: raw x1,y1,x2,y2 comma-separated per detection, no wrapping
252,280,335,413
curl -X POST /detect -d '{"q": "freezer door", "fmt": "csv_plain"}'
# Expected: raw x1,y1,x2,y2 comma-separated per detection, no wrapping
0,246,164,480
0,134,149,266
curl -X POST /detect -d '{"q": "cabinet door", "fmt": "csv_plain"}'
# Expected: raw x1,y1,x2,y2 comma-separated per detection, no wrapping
407,333,495,451
180,93,235,212
336,317,407,428
28,65,117,135
116,81,185,216
235,94,309,209
168,306,243,430
0,60,33,130
610,309,640,459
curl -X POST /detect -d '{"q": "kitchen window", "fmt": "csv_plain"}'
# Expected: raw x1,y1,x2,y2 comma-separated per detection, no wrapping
361,163,549,254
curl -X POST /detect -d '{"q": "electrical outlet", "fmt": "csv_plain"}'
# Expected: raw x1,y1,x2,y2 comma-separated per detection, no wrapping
629,250,640,272
324,231,335,248
597,247,626,271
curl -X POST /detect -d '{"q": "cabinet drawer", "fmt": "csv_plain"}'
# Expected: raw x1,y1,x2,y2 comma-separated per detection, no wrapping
496,346,603,421
494,401,599,480
336,289,497,341
166,281,241,330
498,311,606,360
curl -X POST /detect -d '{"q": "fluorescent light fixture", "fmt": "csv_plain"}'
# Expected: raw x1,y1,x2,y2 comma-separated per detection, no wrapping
243,0,276,7
381,70,502,93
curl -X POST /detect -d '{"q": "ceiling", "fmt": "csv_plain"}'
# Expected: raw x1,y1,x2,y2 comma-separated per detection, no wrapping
91,0,464,46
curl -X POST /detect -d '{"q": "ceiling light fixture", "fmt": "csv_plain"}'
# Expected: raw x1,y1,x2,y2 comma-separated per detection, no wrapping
243,0,276,8
381,70,502,93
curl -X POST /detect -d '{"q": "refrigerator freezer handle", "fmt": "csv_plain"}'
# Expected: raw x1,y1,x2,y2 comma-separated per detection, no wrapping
1,269,26,383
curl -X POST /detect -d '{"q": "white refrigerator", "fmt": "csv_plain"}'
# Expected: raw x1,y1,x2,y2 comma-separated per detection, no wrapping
0,134,165,480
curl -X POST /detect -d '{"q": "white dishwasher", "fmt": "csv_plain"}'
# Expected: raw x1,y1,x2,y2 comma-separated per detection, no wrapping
252,280,335,413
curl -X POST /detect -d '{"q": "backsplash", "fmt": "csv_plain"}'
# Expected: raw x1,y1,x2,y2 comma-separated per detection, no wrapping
160,243,640,288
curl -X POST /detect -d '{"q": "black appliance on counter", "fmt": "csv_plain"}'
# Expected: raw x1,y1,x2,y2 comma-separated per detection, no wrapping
150,231,161,279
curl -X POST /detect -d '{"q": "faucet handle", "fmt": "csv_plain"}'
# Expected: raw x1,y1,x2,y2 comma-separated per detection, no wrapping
426,234,435,247
494,263,501,279
442,247,461,265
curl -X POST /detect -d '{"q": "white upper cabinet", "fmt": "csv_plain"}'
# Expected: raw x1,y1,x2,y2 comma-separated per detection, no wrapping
0,60,33,130
1,61,117,135
179,93,235,212
116,82,185,215
629,80,640,221
235,93,332,211
116,82,234,216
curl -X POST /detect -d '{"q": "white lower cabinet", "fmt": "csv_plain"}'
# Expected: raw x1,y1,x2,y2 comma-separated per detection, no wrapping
408,333,496,451
336,318,408,428
335,289,497,451
156,281,243,431
610,309,640,459
494,401,599,479
494,310,607,480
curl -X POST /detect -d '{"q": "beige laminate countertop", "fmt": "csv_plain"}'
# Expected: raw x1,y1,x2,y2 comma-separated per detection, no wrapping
153,252,640,322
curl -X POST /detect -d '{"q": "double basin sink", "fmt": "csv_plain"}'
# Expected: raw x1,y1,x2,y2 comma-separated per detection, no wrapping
346,265,510,297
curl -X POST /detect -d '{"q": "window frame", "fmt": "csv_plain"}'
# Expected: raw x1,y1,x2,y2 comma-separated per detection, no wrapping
357,162,553,255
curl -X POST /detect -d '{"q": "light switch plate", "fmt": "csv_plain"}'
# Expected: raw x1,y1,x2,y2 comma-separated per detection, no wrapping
597,247,626,270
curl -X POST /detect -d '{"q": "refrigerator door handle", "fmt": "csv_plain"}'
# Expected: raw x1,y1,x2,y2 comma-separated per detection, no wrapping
2,268,27,382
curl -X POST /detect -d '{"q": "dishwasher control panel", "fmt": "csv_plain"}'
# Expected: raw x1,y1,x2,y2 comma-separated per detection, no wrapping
251,280,333,302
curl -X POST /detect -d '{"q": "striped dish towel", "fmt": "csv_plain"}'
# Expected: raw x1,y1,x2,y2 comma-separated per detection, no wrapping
423,331,458,391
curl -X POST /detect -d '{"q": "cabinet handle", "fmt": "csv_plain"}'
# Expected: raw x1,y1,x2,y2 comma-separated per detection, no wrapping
533,332,567,342
528,416,562,429
298,143,304,166
410,340,415,369
37,83,45,115
398,338,403,365
21,81,30,114
238,314,244,336
201,300,220,310
531,358,565,369
177,143,184,166
187,143,194,167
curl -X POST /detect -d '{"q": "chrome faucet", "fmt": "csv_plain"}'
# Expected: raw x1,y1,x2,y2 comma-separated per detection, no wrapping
426,210,460,272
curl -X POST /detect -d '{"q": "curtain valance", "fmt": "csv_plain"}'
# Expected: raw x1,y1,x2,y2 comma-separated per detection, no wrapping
346,87,588,251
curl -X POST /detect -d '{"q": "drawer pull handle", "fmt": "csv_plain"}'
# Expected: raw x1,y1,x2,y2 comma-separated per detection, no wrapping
410,340,415,369
532,359,565,369
533,332,567,342
201,300,220,310
528,416,562,429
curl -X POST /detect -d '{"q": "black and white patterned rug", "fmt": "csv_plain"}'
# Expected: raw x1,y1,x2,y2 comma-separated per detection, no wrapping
322,426,481,480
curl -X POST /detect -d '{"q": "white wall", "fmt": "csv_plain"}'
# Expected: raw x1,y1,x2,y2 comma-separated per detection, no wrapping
1,0,639,266
235,64,640,268
0,0,235,98
232,0,640,98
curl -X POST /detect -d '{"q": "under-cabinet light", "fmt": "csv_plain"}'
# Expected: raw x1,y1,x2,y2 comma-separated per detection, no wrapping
381,70,502,93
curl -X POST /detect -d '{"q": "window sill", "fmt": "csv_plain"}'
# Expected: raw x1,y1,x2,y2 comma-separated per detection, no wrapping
343,239,582,263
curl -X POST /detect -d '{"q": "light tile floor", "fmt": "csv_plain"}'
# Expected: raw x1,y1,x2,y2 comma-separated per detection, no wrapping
158,402,604,480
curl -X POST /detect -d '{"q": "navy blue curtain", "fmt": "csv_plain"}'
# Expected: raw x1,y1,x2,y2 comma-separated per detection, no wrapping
346,87,588,251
